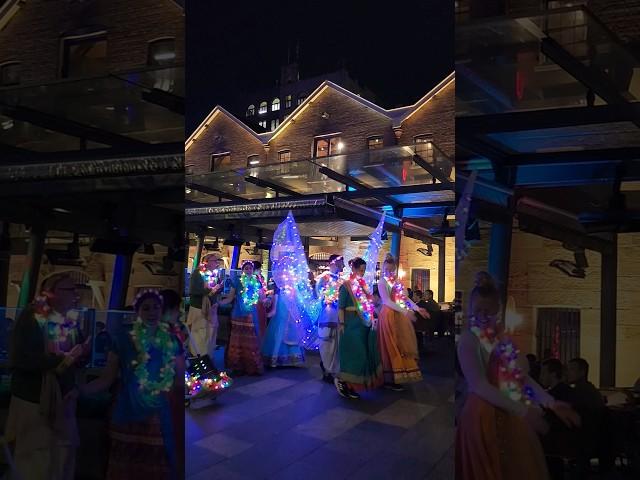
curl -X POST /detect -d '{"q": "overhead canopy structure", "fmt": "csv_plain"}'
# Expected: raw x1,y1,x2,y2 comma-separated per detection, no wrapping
186,143,455,245
0,65,185,245
456,4,640,387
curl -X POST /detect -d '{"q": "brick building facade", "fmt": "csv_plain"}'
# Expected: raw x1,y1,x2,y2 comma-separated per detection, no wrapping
0,0,184,85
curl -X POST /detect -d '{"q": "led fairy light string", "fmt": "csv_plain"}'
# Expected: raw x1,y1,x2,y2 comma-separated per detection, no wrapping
239,273,261,307
383,274,410,310
129,289,176,407
318,271,342,307
349,274,375,326
199,266,220,289
270,211,321,349
34,292,81,347
362,212,385,291
185,371,232,396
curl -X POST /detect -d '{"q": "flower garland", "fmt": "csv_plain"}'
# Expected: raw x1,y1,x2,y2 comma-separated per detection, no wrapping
185,371,232,397
471,325,534,405
239,273,261,308
383,274,410,310
199,266,221,289
33,292,81,347
349,274,375,326
130,318,176,406
318,271,342,307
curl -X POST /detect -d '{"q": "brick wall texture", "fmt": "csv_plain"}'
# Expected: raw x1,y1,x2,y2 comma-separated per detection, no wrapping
0,0,184,84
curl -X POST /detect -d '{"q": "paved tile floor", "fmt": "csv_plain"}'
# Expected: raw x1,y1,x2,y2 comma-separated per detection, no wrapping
186,338,455,480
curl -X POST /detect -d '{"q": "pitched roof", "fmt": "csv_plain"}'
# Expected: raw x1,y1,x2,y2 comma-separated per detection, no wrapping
0,0,25,32
187,71,455,148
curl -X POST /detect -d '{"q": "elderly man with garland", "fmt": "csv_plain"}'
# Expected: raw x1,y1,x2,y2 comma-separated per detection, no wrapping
81,289,184,479
315,254,345,384
6,273,90,480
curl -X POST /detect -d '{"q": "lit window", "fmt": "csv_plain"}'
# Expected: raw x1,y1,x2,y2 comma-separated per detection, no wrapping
246,104,255,116
368,136,383,150
0,62,20,86
285,95,292,108
278,150,291,162
148,38,176,66
247,154,261,166
272,98,280,111
270,119,280,130
210,152,231,172
259,101,268,114
414,134,433,161
258,120,267,128
61,31,108,78
314,136,343,158
297,93,306,105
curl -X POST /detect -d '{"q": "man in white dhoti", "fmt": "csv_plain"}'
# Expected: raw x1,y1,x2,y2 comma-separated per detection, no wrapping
315,254,344,383
186,254,223,360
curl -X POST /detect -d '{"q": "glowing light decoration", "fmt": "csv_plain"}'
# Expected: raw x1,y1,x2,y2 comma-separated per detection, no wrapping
33,293,81,346
270,211,321,350
349,274,375,327
130,318,176,408
199,266,221,289
185,371,232,397
239,273,261,307
363,212,385,291
317,271,342,308
384,274,410,310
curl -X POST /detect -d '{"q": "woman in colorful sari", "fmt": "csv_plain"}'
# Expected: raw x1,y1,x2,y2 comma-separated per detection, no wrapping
81,289,184,480
377,254,428,391
455,278,579,480
219,260,264,375
261,285,305,368
6,273,89,480
335,257,383,399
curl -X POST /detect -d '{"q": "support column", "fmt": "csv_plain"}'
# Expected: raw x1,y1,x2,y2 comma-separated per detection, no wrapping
488,220,513,316
0,222,10,307
600,234,617,387
108,254,134,310
438,240,446,302
18,224,47,308
231,246,240,269
191,231,205,272
390,232,401,261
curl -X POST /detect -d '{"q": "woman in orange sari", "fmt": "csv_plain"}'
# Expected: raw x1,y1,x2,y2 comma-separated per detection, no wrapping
376,254,428,391
455,279,579,480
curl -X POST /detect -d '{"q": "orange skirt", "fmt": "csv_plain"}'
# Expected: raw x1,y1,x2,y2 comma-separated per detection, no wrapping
226,315,264,375
455,394,550,480
377,306,422,384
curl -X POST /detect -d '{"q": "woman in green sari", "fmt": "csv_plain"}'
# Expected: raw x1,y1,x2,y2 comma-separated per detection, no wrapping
336,257,383,399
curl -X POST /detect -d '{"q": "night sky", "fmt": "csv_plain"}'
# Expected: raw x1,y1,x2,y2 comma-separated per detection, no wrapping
186,0,453,134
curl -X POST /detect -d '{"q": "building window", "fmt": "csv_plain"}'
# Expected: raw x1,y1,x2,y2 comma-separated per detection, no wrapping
285,95,292,108
246,104,255,117
314,135,343,158
259,101,268,114
258,120,267,129
271,98,280,111
61,31,108,78
247,154,261,167
147,38,176,66
210,152,231,172
270,118,279,130
368,136,384,150
414,134,433,161
278,150,291,162
297,93,306,105
0,62,20,86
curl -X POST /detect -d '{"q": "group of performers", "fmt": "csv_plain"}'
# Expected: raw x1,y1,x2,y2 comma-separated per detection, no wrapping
189,248,431,400
6,273,184,480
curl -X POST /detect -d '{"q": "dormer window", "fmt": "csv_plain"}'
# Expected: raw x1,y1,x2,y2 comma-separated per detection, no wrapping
246,104,255,117
271,98,280,111
259,101,268,114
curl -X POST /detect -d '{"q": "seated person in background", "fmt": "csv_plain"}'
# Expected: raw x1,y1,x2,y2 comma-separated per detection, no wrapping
421,289,441,334
526,353,541,384
540,358,574,404
568,358,605,412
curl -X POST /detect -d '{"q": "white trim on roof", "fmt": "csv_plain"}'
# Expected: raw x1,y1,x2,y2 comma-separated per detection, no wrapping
396,71,455,126
186,106,266,151
0,0,25,32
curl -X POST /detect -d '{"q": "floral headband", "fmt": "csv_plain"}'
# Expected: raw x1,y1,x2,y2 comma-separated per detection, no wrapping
133,288,164,311
241,259,255,270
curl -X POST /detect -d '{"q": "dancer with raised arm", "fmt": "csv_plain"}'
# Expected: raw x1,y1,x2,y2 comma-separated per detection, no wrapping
315,254,345,384
336,257,383,399
455,277,579,480
377,254,428,391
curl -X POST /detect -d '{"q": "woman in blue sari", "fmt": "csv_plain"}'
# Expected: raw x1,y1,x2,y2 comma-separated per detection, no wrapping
261,286,305,368
81,289,184,480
